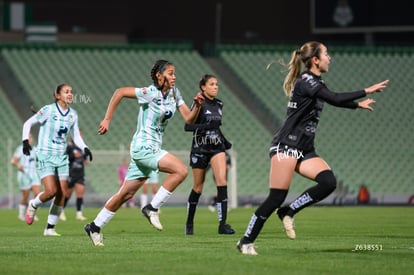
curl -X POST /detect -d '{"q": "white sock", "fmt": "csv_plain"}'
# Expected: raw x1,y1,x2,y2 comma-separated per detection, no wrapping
150,186,172,209
140,194,148,208
94,207,115,229
48,204,63,225
19,204,26,216
32,193,44,208
76,211,83,216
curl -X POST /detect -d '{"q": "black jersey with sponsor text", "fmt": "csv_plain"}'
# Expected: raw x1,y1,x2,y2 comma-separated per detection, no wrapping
185,93,228,154
66,142,85,178
271,71,365,152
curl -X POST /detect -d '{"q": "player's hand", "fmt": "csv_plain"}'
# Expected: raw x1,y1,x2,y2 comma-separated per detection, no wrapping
358,98,376,111
193,92,205,107
22,139,32,155
365,80,389,94
84,147,93,162
98,119,110,135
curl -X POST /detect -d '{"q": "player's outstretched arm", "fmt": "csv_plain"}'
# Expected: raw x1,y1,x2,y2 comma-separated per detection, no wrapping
98,87,136,135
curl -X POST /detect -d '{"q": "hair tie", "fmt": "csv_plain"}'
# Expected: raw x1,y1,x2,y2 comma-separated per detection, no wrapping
295,49,301,55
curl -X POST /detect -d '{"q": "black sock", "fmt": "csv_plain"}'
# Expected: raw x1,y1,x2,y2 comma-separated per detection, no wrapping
90,222,100,233
241,188,288,244
286,170,336,217
216,186,228,226
76,197,83,212
46,223,55,229
63,197,69,208
186,189,201,225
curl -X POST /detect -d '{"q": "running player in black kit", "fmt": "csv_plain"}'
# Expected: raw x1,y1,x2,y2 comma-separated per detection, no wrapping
62,136,89,221
237,41,389,255
185,74,235,235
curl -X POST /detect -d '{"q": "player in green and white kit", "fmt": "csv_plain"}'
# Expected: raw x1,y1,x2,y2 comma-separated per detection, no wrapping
10,133,41,221
84,60,204,246
22,83,92,236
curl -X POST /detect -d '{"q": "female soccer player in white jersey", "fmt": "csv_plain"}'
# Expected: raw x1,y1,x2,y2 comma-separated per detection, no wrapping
84,60,204,246
236,41,389,255
10,133,41,221
22,83,92,236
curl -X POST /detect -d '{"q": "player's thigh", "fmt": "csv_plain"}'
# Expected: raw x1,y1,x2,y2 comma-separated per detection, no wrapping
269,154,297,189
158,152,187,175
295,157,331,180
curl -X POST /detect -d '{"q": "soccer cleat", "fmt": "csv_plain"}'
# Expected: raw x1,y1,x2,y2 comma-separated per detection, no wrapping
218,224,235,235
76,214,87,221
207,205,216,212
18,215,25,221
43,228,62,237
59,210,67,221
277,207,296,240
282,216,296,240
84,223,104,246
141,204,163,230
34,215,39,222
185,224,194,235
236,240,258,255
25,200,37,225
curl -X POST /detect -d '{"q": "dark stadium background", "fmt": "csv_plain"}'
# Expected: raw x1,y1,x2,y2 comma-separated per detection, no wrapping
2,0,413,52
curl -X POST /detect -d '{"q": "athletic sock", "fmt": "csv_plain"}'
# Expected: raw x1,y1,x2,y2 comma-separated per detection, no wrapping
286,170,336,216
32,193,43,208
186,189,201,225
140,193,148,209
150,186,172,209
94,207,115,229
216,186,228,226
76,197,83,212
242,188,288,243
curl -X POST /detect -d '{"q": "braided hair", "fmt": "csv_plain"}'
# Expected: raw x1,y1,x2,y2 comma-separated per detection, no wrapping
150,60,173,89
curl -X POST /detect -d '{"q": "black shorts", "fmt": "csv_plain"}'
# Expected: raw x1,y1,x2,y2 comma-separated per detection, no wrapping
189,151,224,169
68,175,85,188
269,143,318,163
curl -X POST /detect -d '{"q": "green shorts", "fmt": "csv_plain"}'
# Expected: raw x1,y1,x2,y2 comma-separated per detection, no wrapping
17,171,41,190
125,147,167,181
36,152,69,180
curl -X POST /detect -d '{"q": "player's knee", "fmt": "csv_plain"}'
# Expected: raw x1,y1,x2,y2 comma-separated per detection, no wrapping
176,164,188,181
315,170,337,194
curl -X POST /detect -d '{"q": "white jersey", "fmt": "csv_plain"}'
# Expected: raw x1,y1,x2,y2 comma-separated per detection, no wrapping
131,85,185,151
34,103,79,156
13,144,37,175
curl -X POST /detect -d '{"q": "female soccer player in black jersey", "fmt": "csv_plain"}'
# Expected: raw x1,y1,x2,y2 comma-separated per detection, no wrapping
185,74,235,235
237,41,389,255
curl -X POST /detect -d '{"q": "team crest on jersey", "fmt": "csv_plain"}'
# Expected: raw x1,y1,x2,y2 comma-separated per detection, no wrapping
69,115,74,122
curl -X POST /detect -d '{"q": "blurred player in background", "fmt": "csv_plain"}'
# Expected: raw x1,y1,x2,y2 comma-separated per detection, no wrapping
140,171,159,209
61,132,90,221
10,133,41,222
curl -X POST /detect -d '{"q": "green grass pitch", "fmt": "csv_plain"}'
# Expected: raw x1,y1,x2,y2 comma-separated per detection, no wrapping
1,206,413,274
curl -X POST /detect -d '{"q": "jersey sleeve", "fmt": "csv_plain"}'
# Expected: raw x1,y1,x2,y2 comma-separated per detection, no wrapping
35,104,52,124
135,86,157,104
316,87,366,108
